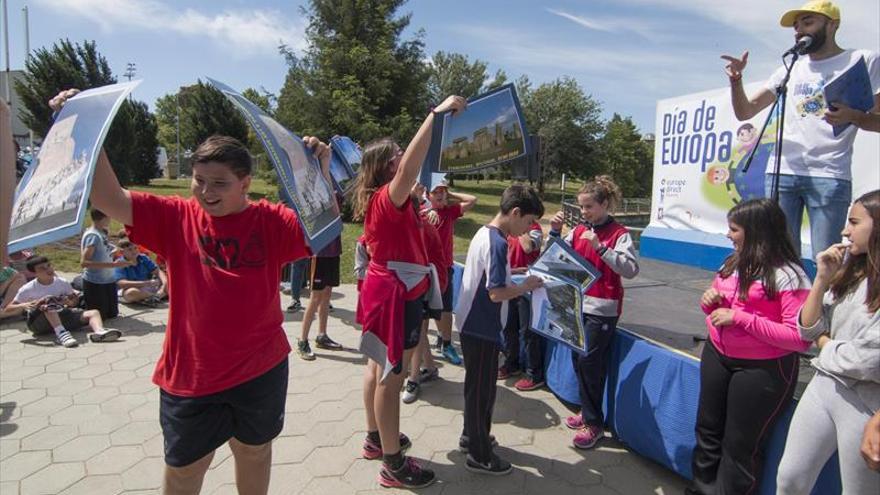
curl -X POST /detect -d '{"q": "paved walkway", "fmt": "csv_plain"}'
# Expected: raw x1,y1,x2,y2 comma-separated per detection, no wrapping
0,283,687,494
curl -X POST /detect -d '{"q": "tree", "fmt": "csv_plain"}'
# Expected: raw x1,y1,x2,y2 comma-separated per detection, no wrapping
104,100,161,185
154,81,250,167
518,76,604,193
275,0,430,144
15,39,158,186
15,39,115,138
596,114,653,197
426,51,506,102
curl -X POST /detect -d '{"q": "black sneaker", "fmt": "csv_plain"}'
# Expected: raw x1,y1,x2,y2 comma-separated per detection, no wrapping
417,367,439,384
315,333,342,350
378,457,436,488
465,453,512,476
296,339,316,361
286,300,303,313
458,434,498,453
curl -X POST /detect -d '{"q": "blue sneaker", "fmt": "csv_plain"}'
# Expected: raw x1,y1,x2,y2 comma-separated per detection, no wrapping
442,344,462,365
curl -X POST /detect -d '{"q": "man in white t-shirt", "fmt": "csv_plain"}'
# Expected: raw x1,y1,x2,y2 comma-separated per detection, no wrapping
720,0,880,258
6,255,121,347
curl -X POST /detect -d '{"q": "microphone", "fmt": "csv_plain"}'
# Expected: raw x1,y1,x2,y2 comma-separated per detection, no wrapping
784,35,813,56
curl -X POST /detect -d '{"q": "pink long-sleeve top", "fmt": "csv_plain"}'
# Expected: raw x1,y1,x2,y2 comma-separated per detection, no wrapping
701,265,812,360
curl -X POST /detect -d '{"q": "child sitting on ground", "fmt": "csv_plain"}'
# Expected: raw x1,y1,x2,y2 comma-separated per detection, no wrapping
7,255,121,347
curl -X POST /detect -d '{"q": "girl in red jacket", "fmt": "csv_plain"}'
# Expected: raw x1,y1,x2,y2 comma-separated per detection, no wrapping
549,176,639,450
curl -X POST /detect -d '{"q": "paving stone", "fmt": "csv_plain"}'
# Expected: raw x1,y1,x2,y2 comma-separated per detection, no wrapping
49,404,102,426
0,415,49,440
302,445,358,477
0,438,20,461
0,481,19,495
1,388,47,407
77,412,132,435
0,450,52,481
69,363,113,380
20,395,73,417
0,379,22,395
20,462,85,495
119,456,164,491
46,379,94,397
101,393,147,415
44,359,89,373
110,421,159,446
59,474,124,495
21,424,79,451
71,386,120,405
86,445,145,475
272,435,315,464
53,435,111,462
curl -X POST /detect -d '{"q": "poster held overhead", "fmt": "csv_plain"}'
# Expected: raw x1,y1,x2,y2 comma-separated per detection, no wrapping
206,78,341,253
8,81,141,253
419,84,529,186
328,135,360,194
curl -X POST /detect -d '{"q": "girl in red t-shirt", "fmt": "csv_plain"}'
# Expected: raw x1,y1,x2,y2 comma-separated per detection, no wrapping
352,95,466,489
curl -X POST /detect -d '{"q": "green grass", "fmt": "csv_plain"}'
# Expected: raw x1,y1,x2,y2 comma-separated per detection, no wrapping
34,178,576,283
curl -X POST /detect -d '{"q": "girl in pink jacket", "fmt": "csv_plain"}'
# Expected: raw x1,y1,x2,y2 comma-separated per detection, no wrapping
688,198,811,495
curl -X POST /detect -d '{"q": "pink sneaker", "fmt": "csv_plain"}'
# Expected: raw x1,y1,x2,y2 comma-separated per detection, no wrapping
573,425,603,450
565,415,585,430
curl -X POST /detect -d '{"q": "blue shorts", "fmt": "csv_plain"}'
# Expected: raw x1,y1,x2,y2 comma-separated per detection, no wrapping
160,358,288,467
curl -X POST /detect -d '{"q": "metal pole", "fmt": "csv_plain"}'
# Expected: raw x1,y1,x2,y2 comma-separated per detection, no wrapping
23,5,33,153
2,0,11,103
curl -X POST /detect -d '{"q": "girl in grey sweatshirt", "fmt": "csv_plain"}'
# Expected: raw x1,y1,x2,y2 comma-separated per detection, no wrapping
776,190,880,494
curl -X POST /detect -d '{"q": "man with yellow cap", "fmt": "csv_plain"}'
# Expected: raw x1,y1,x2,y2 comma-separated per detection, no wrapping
719,1,879,260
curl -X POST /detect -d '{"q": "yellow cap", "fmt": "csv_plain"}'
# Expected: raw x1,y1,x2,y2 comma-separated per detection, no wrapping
780,1,840,27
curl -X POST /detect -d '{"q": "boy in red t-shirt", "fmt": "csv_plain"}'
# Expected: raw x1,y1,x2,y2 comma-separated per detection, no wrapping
425,180,477,365
52,89,319,494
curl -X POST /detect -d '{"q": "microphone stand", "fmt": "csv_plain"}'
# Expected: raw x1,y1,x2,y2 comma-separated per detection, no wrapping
740,50,801,202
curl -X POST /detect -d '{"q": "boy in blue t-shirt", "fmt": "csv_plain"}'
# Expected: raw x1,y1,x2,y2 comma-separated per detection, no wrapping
115,239,167,306
453,184,544,476
81,209,129,319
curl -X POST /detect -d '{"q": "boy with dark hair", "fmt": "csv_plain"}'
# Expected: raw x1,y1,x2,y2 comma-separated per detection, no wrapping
7,255,121,347
81,208,128,319
55,84,322,495
454,184,545,475
115,239,168,306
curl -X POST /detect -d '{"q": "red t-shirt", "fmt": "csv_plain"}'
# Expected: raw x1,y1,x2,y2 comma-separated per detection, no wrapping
363,185,429,299
508,222,543,269
421,218,449,292
127,192,310,397
434,203,463,266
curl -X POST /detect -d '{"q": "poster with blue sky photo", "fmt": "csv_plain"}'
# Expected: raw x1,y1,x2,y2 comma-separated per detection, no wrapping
8,81,140,253
207,78,341,253
434,84,528,173
329,135,360,194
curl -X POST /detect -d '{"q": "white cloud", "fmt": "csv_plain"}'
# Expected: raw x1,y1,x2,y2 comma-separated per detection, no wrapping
33,0,305,56
545,9,614,32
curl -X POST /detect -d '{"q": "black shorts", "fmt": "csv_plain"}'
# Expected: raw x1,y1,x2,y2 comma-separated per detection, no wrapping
160,358,289,467
402,298,423,350
83,279,118,319
423,299,442,322
441,266,455,312
27,308,86,335
311,256,340,290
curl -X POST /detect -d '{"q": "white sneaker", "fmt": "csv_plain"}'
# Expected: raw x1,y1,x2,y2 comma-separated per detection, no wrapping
89,328,121,343
401,380,420,404
56,329,78,348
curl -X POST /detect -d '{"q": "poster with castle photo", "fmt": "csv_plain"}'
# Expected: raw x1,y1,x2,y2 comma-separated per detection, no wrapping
434,84,529,174
207,78,341,253
8,81,140,253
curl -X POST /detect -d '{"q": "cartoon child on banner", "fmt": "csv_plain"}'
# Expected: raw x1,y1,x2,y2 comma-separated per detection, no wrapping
702,119,776,207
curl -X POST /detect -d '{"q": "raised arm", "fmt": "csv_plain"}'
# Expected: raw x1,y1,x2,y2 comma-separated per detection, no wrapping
721,51,775,121
449,191,478,212
49,90,133,225
388,95,466,207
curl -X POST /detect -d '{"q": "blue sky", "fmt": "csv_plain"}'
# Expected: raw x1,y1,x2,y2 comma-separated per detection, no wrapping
3,0,878,134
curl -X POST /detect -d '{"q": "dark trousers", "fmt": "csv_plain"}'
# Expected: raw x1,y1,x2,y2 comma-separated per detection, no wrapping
572,314,618,427
689,341,798,495
461,333,499,464
502,296,544,380
83,279,118,320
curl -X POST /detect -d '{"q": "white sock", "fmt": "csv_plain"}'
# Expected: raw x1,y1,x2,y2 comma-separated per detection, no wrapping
53,325,66,336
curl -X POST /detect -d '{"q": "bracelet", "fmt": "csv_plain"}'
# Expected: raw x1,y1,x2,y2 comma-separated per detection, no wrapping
729,75,742,84
598,245,608,255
